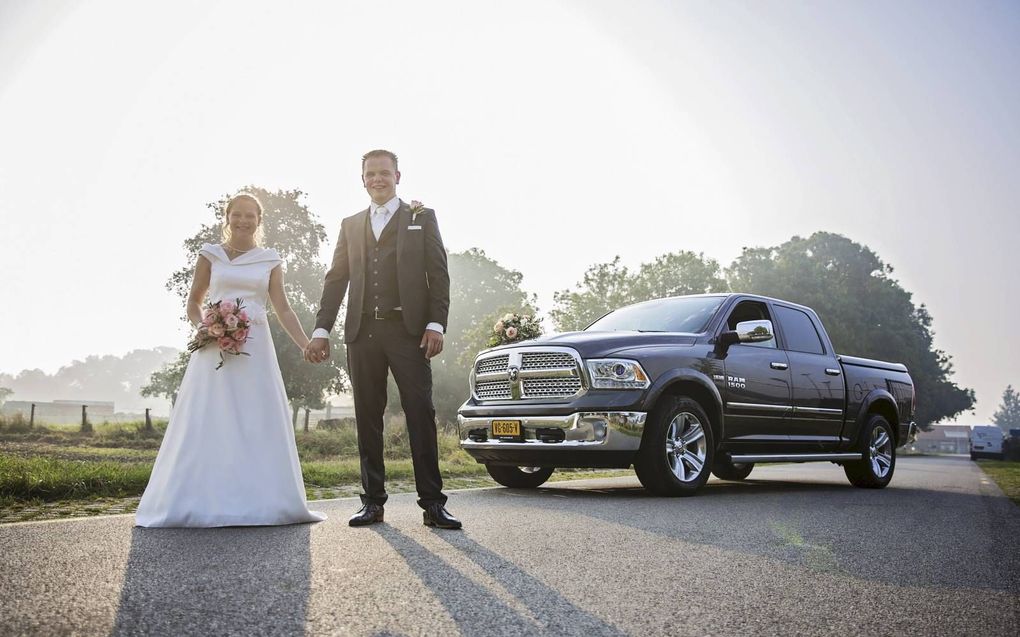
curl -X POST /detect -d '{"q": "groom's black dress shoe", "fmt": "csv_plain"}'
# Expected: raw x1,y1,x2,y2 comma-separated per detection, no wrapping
349,503,384,527
422,504,462,529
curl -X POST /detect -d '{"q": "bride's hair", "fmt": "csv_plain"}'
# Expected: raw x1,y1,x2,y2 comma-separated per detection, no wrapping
222,192,265,245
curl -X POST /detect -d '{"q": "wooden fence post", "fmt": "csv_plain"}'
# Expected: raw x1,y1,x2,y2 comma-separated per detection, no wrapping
30,403,35,428
81,404,92,433
303,408,310,432
144,408,153,432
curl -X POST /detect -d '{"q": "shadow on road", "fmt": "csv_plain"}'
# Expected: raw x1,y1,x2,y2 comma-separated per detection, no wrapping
372,525,623,636
111,524,313,636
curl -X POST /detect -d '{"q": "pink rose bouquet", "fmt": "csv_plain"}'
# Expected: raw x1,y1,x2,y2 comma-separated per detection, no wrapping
488,311,543,347
188,297,253,370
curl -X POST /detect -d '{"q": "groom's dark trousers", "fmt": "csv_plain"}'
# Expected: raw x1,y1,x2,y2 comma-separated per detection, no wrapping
347,317,444,507
314,200,450,509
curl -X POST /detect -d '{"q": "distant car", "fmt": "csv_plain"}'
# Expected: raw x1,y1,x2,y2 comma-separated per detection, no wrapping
970,425,1004,460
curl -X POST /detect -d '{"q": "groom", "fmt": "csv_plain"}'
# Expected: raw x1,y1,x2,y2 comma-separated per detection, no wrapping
305,149,461,529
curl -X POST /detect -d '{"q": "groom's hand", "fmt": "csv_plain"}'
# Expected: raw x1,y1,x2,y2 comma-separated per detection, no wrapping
305,337,330,364
421,329,444,359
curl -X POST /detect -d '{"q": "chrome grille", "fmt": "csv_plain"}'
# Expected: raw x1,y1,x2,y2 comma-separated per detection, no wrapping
521,352,575,370
472,347,584,402
475,355,509,376
475,380,511,400
522,377,583,397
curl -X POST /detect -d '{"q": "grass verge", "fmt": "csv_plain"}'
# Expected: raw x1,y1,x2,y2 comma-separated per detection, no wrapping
0,456,153,501
976,459,1020,505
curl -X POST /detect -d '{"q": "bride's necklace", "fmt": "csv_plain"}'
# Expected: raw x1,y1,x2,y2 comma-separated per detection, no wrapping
223,242,256,253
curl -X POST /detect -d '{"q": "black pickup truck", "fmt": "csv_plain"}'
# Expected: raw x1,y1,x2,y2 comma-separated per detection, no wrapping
457,293,916,496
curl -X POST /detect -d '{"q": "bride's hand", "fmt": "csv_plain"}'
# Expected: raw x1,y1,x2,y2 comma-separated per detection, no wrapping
305,338,330,364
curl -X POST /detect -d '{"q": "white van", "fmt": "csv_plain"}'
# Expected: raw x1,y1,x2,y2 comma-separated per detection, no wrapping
970,425,1004,460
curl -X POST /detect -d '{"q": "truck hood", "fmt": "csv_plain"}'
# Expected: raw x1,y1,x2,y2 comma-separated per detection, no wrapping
486,331,698,359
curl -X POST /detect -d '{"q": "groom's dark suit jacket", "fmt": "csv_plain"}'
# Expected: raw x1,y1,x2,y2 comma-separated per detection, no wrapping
315,200,450,343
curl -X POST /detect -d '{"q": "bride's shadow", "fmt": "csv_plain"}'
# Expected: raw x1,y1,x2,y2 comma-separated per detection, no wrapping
111,525,312,636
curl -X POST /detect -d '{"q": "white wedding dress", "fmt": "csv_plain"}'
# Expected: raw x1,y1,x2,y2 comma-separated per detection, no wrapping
135,244,326,527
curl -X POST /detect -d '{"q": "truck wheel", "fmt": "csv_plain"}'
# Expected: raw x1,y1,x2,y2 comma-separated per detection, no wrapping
711,456,754,481
844,415,896,488
485,465,554,488
635,396,715,496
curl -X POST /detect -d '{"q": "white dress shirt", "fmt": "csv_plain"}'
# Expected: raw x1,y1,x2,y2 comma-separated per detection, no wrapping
312,197,444,340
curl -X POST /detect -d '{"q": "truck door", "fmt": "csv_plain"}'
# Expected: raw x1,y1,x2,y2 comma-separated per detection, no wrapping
719,300,792,443
772,304,846,446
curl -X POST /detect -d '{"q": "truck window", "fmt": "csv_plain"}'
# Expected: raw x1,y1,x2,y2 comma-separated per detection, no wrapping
774,306,825,355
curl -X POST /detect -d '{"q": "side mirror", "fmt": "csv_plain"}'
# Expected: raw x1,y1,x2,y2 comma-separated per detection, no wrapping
735,320,775,343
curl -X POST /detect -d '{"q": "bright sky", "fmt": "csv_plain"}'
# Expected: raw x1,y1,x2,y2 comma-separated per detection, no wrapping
1,1,1017,422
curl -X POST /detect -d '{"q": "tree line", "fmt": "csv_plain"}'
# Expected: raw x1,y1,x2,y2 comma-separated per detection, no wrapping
139,186,984,429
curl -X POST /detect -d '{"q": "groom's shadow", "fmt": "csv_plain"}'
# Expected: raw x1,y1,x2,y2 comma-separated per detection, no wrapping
372,525,623,636
111,525,312,636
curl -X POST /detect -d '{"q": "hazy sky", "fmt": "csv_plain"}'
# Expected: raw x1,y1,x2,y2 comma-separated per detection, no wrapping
1,1,1017,422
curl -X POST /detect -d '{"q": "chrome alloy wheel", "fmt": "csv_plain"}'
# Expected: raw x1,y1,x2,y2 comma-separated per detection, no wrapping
664,411,707,483
868,426,894,478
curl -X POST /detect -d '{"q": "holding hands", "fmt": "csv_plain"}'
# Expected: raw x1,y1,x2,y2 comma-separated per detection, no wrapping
305,338,330,364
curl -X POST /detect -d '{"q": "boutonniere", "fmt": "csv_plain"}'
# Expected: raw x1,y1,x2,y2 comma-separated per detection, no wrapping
410,200,427,224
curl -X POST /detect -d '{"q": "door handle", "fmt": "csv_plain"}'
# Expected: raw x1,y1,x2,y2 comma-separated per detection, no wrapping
825,368,842,376
770,362,788,370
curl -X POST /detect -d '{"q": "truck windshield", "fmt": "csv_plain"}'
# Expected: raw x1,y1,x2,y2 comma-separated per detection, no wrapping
586,296,725,333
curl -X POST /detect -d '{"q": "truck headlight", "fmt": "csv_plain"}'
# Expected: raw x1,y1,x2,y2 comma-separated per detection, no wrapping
586,359,650,389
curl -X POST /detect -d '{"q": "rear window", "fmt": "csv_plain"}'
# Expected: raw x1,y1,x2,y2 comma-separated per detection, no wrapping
775,306,825,355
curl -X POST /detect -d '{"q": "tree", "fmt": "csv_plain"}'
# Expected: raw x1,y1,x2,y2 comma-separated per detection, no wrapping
0,387,12,407
429,249,538,423
151,187,347,418
726,231,974,427
1,348,180,413
992,386,1020,432
551,252,728,331
140,352,189,407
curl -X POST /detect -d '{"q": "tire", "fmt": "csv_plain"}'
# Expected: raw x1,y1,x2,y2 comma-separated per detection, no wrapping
712,456,754,481
844,415,896,488
634,396,715,496
485,464,554,488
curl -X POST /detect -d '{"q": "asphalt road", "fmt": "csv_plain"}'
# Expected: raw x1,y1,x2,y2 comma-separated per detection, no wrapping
1,455,1018,636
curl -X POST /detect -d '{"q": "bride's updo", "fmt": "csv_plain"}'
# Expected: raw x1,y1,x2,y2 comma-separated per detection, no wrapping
222,192,266,245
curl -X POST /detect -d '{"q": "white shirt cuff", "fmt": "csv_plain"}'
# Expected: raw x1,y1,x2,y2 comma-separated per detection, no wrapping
311,328,330,340
425,322,444,334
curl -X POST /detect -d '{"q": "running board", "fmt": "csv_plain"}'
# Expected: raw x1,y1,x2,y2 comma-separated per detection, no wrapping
728,452,862,464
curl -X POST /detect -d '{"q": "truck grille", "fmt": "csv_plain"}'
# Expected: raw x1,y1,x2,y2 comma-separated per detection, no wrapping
472,347,585,402
475,380,512,400
521,352,575,370
522,377,583,397
475,355,509,376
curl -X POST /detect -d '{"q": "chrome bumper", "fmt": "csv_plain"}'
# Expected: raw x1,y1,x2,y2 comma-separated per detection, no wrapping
457,411,647,452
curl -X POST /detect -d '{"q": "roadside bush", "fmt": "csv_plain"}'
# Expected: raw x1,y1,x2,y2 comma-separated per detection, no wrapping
294,428,360,460
316,417,357,431
0,413,32,434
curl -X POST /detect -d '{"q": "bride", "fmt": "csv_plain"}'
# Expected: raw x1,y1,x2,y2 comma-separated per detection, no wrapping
136,192,326,527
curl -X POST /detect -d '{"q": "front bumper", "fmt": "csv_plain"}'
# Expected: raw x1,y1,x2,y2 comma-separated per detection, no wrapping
458,411,647,451
457,411,647,468
898,421,917,447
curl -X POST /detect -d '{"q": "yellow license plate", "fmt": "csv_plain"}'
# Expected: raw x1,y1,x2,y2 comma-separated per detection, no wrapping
491,420,522,438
